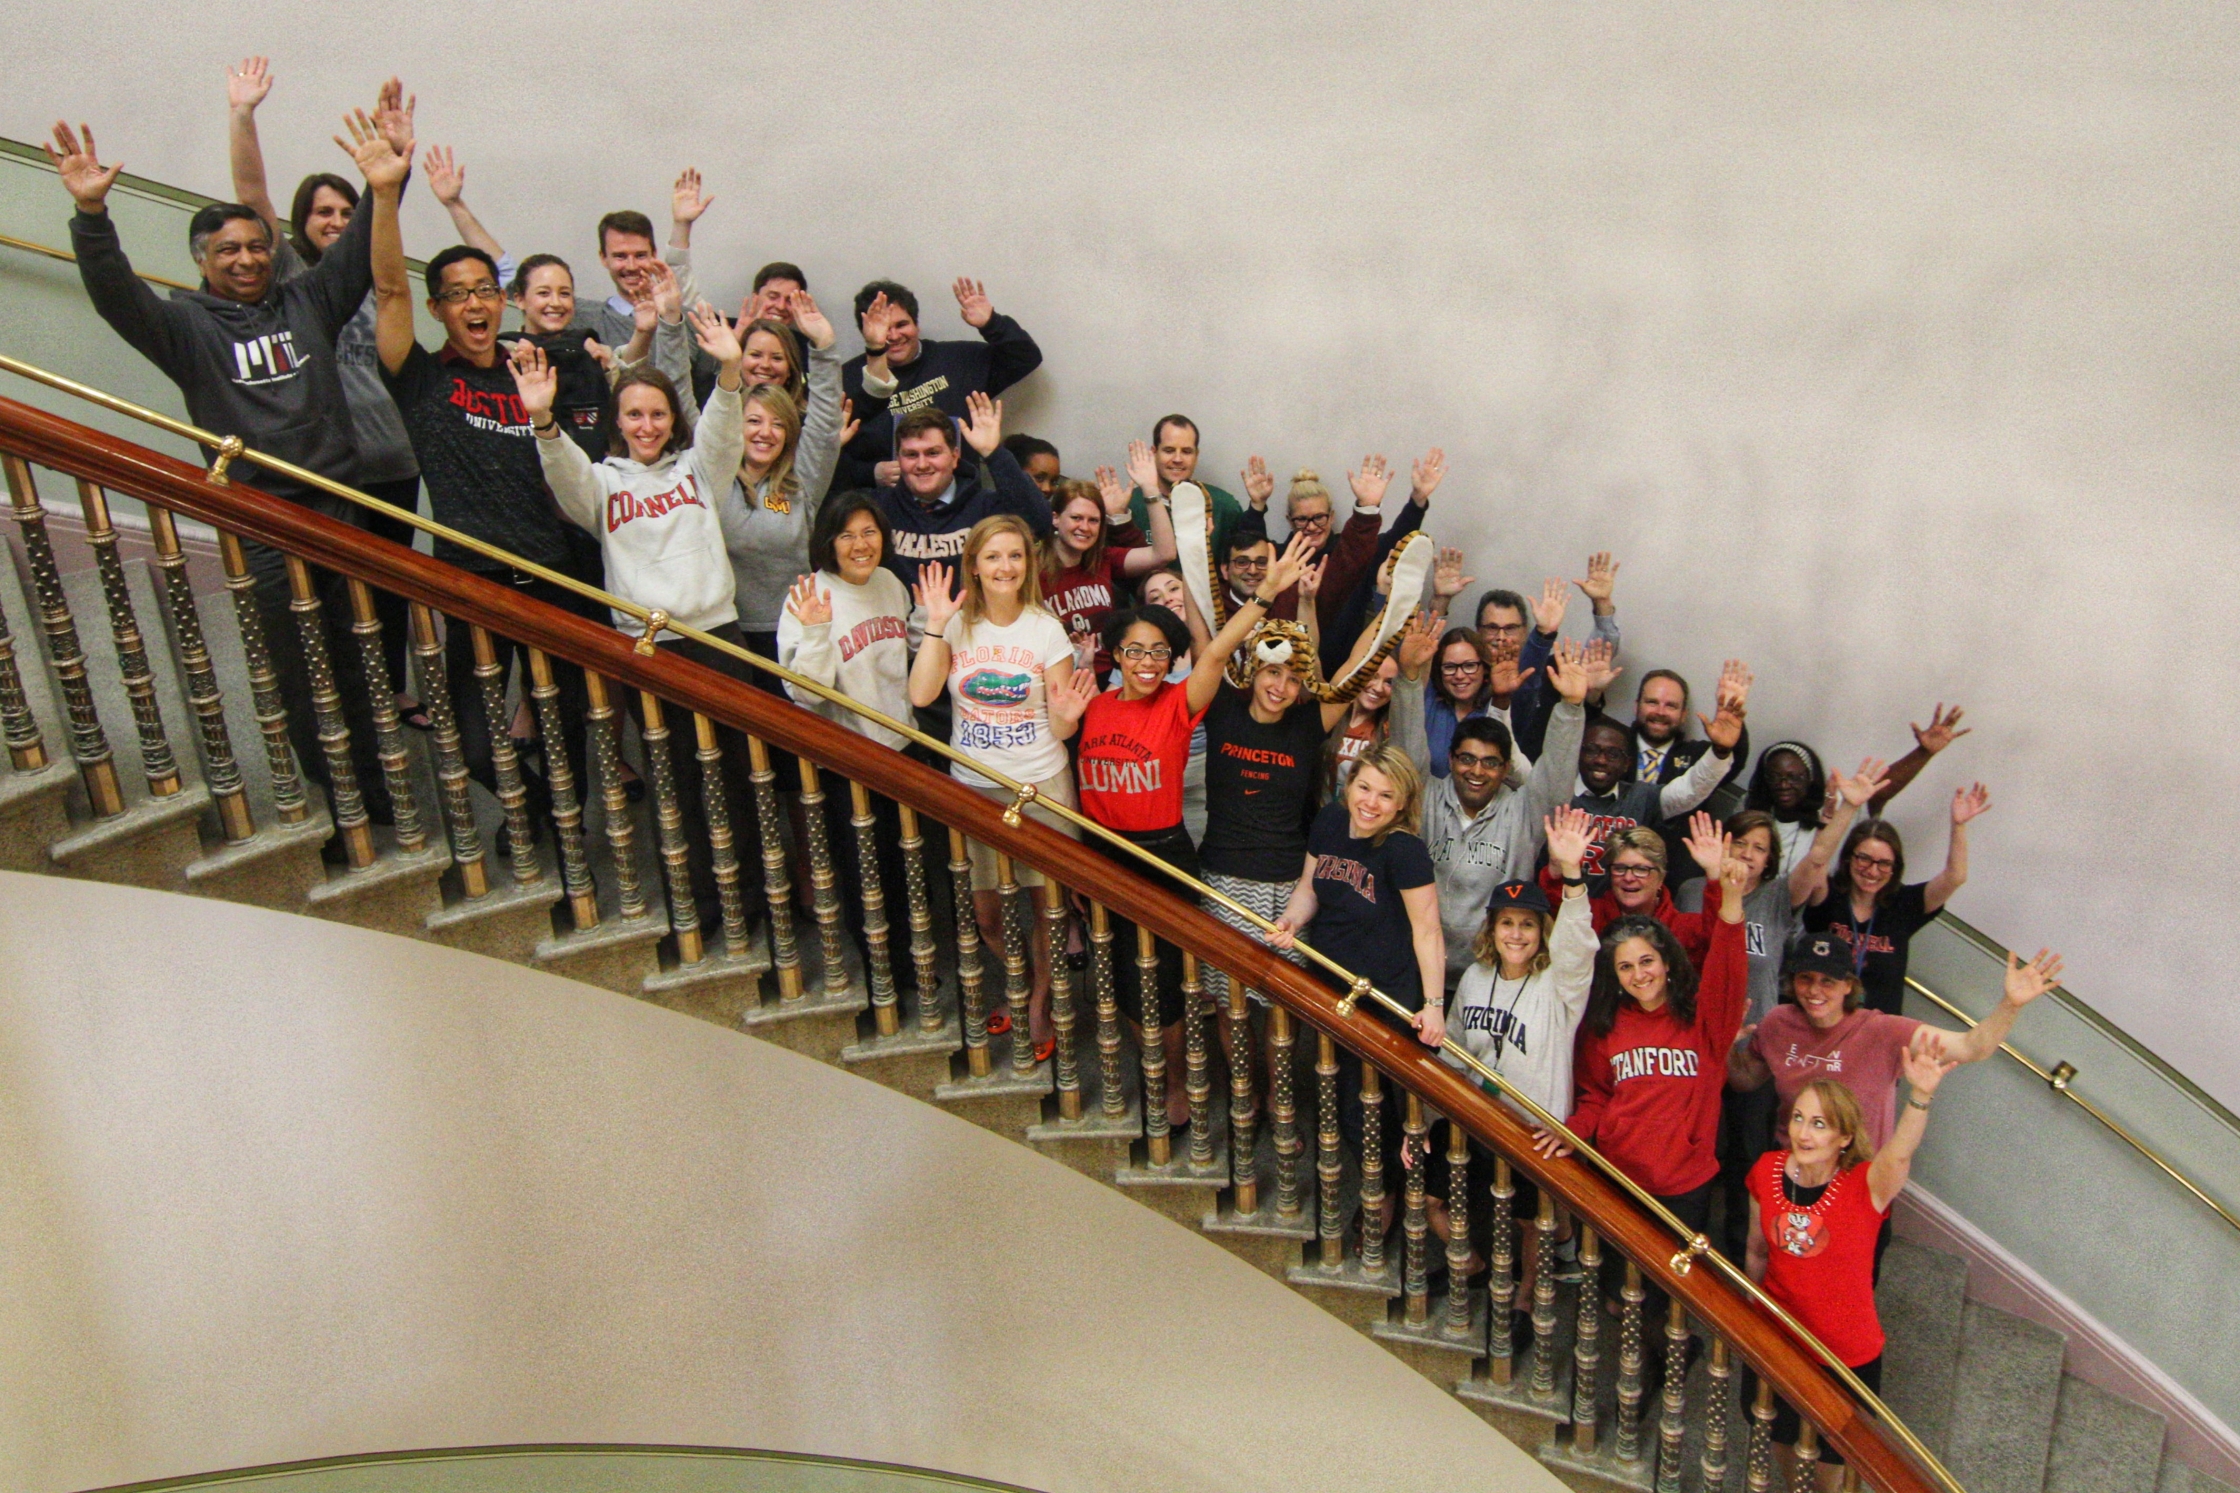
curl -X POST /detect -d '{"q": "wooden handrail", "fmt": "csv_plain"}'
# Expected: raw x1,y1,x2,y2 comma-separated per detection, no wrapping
0,389,1940,1493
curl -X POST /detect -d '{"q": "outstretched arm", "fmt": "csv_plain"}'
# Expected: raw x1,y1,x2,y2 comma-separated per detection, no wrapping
423,145,506,261
1938,949,2062,1065
224,57,281,237
1188,534,1315,714
1789,758,1888,906
1869,704,1970,816
1869,1032,1958,1211
1924,783,1988,911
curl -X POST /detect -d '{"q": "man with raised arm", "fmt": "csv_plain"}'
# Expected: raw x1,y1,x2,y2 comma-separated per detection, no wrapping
1569,661,1752,889
1123,415,1248,567
1623,665,1752,879
873,394,1053,599
839,277,1043,491
1501,554,1626,760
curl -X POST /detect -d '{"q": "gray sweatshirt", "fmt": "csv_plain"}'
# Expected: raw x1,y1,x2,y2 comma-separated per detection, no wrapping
776,567,915,750
718,340,845,632
1441,885,1597,1122
1394,671,1587,978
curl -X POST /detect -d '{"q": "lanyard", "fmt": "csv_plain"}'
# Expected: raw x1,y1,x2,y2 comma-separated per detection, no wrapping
1844,906,1876,975
1487,972,1530,1066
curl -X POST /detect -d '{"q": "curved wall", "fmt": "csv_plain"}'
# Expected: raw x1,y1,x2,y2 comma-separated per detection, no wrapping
0,873,1555,1493
1,4,2234,1107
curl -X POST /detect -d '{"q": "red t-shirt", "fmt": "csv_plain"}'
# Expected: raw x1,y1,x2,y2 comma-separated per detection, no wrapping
1077,680,1204,833
1747,1152,1888,1366
1752,1007,1922,1152
1043,533,1143,679
1538,871,1723,968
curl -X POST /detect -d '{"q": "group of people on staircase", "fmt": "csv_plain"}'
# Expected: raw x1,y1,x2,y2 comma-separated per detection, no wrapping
42,63,2066,1480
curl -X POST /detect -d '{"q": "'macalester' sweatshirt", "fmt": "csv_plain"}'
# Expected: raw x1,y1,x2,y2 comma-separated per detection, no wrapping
1567,909,1747,1197
536,381,746,637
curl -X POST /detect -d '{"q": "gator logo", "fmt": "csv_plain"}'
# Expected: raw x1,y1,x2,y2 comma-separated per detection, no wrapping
960,669,1034,707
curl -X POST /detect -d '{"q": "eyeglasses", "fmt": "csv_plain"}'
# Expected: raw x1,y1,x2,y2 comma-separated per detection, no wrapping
1451,751,1507,771
1227,557,1269,573
434,283,504,305
1117,644,1173,663
1851,852,1896,870
1609,864,1658,881
1439,660,1484,674
1480,622,1526,640
1290,511,1332,531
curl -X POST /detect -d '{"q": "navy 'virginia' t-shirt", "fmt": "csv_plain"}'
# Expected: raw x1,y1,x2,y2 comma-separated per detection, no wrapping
1304,800,1437,1013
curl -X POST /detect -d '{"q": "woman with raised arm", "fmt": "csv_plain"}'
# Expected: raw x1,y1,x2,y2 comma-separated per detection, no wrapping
1041,447,1177,680
1744,1037,1960,1489
1064,533,1318,1126
1422,626,1502,779
1141,570,1208,843
1801,782,1990,1016
909,513,1083,1058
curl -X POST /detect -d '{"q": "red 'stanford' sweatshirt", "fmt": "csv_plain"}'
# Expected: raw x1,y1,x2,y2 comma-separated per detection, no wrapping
1568,910,1747,1197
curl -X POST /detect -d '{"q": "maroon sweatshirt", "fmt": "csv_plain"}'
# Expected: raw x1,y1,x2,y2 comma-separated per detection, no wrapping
1568,909,1747,1196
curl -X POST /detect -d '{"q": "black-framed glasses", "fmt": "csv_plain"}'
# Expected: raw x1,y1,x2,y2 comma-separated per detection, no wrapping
434,283,504,305
1228,557,1269,572
1290,510,1332,530
1451,751,1507,771
1851,852,1896,870
1117,644,1173,663
1439,660,1484,674
1609,863,1659,880
1480,622,1526,640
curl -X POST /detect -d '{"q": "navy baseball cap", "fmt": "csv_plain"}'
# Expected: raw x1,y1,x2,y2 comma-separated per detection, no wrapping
1786,932,1853,982
1488,880,1552,917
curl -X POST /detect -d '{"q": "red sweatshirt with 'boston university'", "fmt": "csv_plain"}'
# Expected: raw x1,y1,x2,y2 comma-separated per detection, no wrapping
1568,912,1748,1197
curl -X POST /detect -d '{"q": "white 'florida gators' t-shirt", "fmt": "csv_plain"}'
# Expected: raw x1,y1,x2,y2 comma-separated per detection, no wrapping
944,607,1074,790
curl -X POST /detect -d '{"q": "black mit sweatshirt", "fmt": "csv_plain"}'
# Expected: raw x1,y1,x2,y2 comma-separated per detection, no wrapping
838,314,1043,490
69,202,374,522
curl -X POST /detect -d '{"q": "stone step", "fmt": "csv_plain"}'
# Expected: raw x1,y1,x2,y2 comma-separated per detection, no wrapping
1877,1236,1970,1461
2161,1462,2240,1493
2046,1374,2166,1493
1947,1299,2067,1493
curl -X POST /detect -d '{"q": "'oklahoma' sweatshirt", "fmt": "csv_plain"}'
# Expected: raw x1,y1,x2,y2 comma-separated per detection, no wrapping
536,381,746,637
1567,909,1747,1197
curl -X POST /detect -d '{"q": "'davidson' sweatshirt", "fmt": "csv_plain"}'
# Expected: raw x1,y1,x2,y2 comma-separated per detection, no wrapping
536,381,746,636
1442,885,1597,1122
776,568,916,751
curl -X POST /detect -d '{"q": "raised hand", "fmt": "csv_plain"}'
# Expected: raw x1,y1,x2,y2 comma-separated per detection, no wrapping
960,391,1004,457
1901,1026,1961,1097
1431,545,1472,603
1348,454,1392,508
1547,639,1593,705
1714,658,1753,712
838,398,860,447
1700,660,1751,751
1834,757,1892,810
1577,635,1622,697
1410,448,1447,501
1094,465,1130,519
631,288,659,335
952,277,994,328
506,341,558,421
1531,576,1569,635
914,561,961,634
789,289,836,351
1716,833,1750,897
1047,666,1099,731
584,339,617,373
1124,438,1161,495
1544,804,1596,877
1241,454,1275,507
2003,948,2063,1008
44,121,122,214
422,145,468,207
1914,703,1971,755
333,108,408,193
1574,551,1620,608
785,574,832,627
1397,611,1439,680
646,260,683,323
859,291,896,353
371,76,416,161
688,299,743,368
225,56,273,113
1951,782,1992,825
1683,809,1726,879
1266,532,1320,597
1296,557,1326,603
671,166,713,224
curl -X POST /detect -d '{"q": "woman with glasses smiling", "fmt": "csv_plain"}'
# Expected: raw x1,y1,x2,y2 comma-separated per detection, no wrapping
1800,783,1992,1016
1421,627,1501,778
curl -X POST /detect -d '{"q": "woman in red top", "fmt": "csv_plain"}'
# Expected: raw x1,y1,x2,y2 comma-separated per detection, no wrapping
1055,533,1316,1127
1745,1036,1955,1484
1541,813,1731,966
1039,449,1176,680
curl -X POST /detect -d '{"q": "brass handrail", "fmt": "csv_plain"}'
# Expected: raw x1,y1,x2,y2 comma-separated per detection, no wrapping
0,349,1964,1493
1905,976,2240,1238
0,230,195,292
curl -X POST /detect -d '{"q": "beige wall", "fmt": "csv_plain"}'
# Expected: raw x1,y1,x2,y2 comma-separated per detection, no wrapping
0,872,1557,1493
3,4,2235,1104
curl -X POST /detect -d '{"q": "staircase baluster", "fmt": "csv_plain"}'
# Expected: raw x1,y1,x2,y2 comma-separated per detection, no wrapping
1572,1224,1603,1448
850,780,898,1031
747,733,800,996
146,504,248,838
1045,877,1078,1116
1791,1423,1821,1493
1657,1297,1690,1491
1746,1378,1778,1493
637,693,700,963
798,759,849,994
214,532,306,823
1616,1259,1648,1463
73,479,178,800
285,556,372,868
467,627,538,886
1701,1337,1733,1492
1488,1155,1516,1386
1359,1066,1388,1277
693,714,749,957
1269,1007,1300,1219
1442,1118,1472,1339
345,579,422,852
583,673,645,918
950,829,991,1077
1402,1093,1430,1327
898,805,941,1032
1089,901,1123,1114
0,469,44,769
999,855,1037,1078
4,455,122,814
526,647,593,924
1316,1031,1344,1270
1223,970,1258,1214
1530,1191,1560,1401
1136,927,1169,1160
408,605,484,896
1184,953,1214,1169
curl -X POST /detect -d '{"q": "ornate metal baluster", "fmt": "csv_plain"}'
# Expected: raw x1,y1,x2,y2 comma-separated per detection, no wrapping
146,504,247,838
637,693,700,963
0,533,46,769
1089,902,1124,1116
526,648,593,924
216,532,305,823
1443,1118,1472,1339
1573,1224,1604,1449
1401,1093,1430,1327
1702,1337,1734,1492
797,759,849,994
409,605,484,896
1746,1379,1778,1493
1046,886,1079,1117
1359,1066,1388,1278
1489,1155,1517,1386
1223,972,1258,1212
1184,954,1214,1169
898,804,940,1032
1791,1423,1821,1493
1270,1007,1301,1219
1658,1298,1691,1491
1316,1032,1344,1271
583,672,644,918
949,829,991,1077
999,856,1037,1078
1137,927,1169,1160
286,557,372,868
73,479,179,799
5,455,121,814
693,714,748,957
465,627,538,887
1530,1192,1560,1400
1616,1260,1648,1463
345,579,422,851
851,780,897,1030
747,734,800,995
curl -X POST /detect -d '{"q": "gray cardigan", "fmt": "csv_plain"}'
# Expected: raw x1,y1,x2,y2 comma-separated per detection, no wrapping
717,338,844,633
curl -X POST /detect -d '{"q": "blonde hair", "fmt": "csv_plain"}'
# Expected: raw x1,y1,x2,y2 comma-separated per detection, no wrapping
739,384,802,505
1285,468,1332,517
1792,1080,1875,1169
1609,826,1668,873
1346,743,1423,845
1472,907,1554,976
958,514,1047,626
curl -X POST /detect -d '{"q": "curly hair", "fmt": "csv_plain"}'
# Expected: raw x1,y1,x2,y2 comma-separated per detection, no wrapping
1583,915,1699,1037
